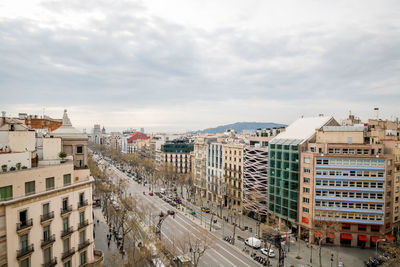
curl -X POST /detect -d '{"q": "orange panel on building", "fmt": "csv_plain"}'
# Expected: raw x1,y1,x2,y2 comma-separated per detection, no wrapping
27,119,62,131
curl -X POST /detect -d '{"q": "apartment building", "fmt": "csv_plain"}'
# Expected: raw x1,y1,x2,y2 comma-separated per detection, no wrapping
0,112,102,267
121,132,150,154
193,137,217,200
268,116,338,229
298,123,399,248
160,140,193,174
223,143,244,211
206,142,224,203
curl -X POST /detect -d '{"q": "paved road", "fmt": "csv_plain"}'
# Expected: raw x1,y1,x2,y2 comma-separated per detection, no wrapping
98,158,372,267
104,163,261,267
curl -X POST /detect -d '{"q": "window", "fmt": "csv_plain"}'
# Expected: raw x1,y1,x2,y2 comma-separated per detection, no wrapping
79,211,85,224
43,225,50,241
303,207,309,213
43,203,49,216
80,251,87,265
0,185,12,201
79,192,84,204
303,197,310,203
63,238,70,253
46,177,54,190
303,187,310,193
77,146,83,154
21,258,30,267
303,177,310,183
63,174,71,186
63,218,69,231
79,230,85,244
44,247,52,264
20,234,28,250
64,261,71,267
304,168,311,173
304,157,310,164
25,181,35,195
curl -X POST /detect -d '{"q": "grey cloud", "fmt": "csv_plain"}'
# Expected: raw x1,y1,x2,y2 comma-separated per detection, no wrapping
0,0,399,119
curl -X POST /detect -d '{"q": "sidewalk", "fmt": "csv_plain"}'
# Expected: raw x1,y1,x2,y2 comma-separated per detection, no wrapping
93,207,120,261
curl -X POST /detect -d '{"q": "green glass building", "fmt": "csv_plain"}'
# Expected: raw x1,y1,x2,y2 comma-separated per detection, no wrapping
268,139,302,222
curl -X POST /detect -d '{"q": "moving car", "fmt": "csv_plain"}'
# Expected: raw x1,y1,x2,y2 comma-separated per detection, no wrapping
245,237,261,249
201,207,210,213
260,248,275,258
168,210,175,215
160,188,166,194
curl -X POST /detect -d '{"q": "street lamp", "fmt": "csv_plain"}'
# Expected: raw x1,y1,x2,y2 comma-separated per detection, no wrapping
376,238,386,256
310,245,313,263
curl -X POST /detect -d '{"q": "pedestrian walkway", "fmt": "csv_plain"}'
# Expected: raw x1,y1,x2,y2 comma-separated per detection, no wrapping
93,207,120,261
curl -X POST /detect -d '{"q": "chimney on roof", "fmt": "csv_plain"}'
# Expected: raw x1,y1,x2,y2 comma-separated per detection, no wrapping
1,111,5,117
374,108,379,120
319,114,324,117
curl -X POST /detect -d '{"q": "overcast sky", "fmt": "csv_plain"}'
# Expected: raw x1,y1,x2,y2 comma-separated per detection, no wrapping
1,0,399,132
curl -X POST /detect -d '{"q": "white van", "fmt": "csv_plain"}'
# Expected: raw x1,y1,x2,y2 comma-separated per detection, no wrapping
160,188,166,194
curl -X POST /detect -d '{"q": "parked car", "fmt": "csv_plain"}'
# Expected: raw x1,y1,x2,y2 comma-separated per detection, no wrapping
201,207,210,213
261,248,275,258
149,192,154,196
245,237,261,249
160,188,166,194
170,202,177,207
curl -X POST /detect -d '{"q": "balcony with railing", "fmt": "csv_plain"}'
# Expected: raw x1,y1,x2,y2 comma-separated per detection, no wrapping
42,257,57,267
78,199,88,209
62,248,75,260
41,234,56,248
17,244,34,259
16,218,33,232
78,239,90,251
61,226,74,238
60,205,72,216
78,219,89,230
40,211,55,223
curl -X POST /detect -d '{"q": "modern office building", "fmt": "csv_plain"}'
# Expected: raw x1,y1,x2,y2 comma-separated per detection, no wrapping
298,124,397,248
268,116,338,229
0,112,102,267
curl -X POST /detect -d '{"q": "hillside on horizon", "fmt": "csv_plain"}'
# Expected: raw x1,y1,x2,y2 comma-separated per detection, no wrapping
192,122,286,134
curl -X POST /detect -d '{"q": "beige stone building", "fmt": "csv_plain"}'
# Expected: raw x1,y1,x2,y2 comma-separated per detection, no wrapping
223,143,244,211
0,112,102,267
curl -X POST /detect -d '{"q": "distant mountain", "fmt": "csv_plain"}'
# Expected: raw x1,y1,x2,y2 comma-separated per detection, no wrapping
192,122,286,134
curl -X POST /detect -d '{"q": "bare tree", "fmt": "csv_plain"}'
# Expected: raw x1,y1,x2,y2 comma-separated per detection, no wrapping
176,230,215,267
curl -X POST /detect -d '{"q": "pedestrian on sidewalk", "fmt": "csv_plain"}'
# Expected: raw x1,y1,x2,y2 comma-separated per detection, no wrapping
108,240,110,248
97,219,99,225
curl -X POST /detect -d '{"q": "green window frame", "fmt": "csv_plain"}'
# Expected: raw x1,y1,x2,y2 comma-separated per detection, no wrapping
45,177,54,190
0,185,12,201
63,174,71,186
25,181,35,195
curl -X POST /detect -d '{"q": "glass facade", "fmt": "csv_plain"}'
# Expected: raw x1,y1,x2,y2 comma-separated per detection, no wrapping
268,139,301,221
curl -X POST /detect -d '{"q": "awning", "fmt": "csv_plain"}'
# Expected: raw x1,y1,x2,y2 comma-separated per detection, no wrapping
358,235,367,241
386,234,395,242
386,223,391,228
342,223,351,228
302,216,309,223
358,224,367,229
341,233,353,240
371,236,379,242
371,225,380,230
314,231,322,238
327,232,335,239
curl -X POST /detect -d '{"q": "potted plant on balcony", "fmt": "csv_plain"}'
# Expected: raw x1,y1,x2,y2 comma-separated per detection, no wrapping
16,162,21,170
1,164,7,172
59,151,67,163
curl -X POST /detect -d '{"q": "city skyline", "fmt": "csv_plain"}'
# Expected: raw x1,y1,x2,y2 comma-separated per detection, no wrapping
1,0,399,131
